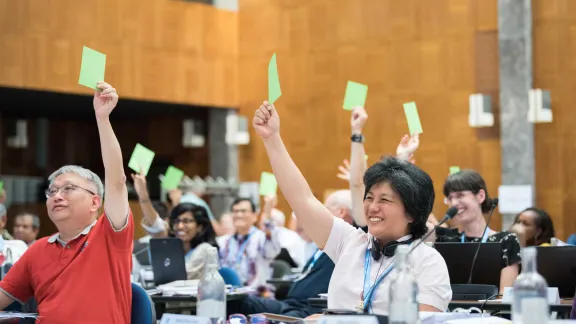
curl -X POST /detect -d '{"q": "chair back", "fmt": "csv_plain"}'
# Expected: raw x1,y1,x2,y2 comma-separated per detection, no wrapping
451,284,499,301
271,260,292,279
131,282,156,324
219,267,242,287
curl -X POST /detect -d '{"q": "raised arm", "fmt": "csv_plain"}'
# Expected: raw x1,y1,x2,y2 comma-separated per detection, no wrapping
253,101,334,249
349,107,368,227
396,133,419,163
94,82,129,230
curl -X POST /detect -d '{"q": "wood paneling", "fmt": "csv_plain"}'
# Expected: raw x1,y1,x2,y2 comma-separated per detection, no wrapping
238,1,502,229
0,0,238,107
533,0,576,239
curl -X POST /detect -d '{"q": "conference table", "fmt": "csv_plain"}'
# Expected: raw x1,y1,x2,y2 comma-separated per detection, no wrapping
307,298,574,318
151,292,246,319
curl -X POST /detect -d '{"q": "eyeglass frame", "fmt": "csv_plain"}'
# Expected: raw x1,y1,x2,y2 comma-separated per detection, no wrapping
45,184,97,199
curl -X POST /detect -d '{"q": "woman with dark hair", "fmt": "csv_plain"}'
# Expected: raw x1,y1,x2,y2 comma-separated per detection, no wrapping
251,101,451,315
511,207,563,247
436,170,521,292
170,202,219,279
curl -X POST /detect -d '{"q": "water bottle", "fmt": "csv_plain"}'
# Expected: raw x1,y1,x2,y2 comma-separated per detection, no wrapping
197,246,226,324
388,245,418,324
512,247,549,324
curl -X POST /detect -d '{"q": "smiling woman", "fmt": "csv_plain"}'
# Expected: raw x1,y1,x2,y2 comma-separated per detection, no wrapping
169,203,219,279
252,101,452,315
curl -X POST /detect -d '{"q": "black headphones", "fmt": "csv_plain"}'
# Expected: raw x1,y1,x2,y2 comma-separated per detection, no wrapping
370,237,415,261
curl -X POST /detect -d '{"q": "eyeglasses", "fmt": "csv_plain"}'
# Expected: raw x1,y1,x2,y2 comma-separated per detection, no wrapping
45,184,96,198
172,218,196,226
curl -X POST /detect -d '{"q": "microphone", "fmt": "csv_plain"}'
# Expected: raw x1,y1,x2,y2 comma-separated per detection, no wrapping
466,197,499,284
409,207,459,253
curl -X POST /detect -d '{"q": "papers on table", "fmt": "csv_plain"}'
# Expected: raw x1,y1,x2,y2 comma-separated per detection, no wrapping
152,280,250,296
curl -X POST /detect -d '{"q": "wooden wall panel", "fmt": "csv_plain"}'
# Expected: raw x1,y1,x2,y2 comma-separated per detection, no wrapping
533,0,576,239
0,0,238,108
238,0,502,229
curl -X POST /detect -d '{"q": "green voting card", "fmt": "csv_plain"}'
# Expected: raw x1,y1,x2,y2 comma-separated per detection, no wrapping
162,166,184,190
259,172,278,196
343,81,368,111
268,53,282,104
78,46,106,90
403,102,423,134
364,154,369,161
449,166,461,175
128,144,155,176
0,181,3,193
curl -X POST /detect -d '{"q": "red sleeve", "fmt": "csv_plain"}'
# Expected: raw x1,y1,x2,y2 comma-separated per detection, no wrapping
0,249,33,304
104,209,134,251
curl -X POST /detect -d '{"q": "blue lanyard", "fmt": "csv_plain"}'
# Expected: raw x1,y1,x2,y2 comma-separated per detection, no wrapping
235,233,253,264
305,249,323,272
361,249,396,312
461,227,491,243
185,249,194,262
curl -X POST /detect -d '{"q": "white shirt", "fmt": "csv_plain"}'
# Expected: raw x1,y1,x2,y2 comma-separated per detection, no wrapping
277,227,307,269
323,217,452,315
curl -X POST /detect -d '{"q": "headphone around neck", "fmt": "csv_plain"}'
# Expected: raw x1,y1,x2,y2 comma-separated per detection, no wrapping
370,237,415,261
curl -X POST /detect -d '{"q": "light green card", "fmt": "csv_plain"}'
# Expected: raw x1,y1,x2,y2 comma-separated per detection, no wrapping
364,154,369,161
78,46,106,90
162,166,184,190
403,101,423,134
343,81,368,111
0,181,3,193
268,53,282,104
449,166,461,174
127,144,155,176
259,172,278,196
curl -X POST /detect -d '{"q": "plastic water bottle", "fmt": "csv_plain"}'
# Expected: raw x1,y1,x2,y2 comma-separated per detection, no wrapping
197,246,226,324
512,247,549,324
388,245,418,324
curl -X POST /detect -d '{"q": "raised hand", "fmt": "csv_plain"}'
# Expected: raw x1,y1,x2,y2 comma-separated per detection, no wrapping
396,134,419,161
130,167,148,199
336,159,351,181
93,81,119,119
351,106,368,133
253,101,280,138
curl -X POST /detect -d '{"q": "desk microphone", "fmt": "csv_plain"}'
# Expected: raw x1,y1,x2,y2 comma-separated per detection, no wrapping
467,197,499,284
409,207,458,253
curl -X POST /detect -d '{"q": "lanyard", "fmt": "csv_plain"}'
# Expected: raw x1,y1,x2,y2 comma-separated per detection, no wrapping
304,249,323,272
185,249,194,262
234,232,253,264
461,227,491,243
361,248,398,312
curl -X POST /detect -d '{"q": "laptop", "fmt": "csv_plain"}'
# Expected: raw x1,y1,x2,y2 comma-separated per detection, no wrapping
434,242,502,287
149,238,187,286
535,246,576,297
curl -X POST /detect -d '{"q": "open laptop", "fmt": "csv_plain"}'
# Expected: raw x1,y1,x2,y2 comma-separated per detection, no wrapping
434,242,502,287
535,246,576,297
149,238,187,286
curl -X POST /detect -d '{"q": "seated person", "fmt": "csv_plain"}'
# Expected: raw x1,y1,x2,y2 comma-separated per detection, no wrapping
217,198,281,288
227,190,359,318
251,101,451,314
170,203,219,279
131,168,170,242
436,170,521,291
510,207,566,247
0,83,133,323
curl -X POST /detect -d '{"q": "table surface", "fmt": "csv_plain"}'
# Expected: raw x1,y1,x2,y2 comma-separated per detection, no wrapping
151,292,246,303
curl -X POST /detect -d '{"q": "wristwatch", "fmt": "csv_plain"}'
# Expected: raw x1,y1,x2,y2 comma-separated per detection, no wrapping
351,134,364,143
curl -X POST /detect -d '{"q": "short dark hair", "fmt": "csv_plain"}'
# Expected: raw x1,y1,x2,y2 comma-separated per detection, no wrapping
16,213,40,229
515,207,555,245
231,197,256,213
363,156,434,239
170,203,218,250
443,170,492,213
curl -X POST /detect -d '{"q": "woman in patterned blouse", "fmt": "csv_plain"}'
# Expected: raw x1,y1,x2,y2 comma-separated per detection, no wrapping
435,170,522,292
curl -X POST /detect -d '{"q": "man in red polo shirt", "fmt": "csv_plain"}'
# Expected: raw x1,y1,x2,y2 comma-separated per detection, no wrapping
0,82,133,324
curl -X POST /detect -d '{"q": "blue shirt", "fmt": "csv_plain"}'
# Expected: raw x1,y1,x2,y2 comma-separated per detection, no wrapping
286,252,334,302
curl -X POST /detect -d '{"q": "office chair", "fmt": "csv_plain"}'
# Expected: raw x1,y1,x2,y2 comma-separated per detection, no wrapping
219,267,242,287
131,282,156,324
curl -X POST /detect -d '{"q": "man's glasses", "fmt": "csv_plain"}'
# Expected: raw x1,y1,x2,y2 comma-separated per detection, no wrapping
45,184,96,198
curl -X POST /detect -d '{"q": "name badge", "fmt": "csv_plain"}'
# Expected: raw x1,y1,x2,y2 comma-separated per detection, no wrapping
159,314,211,324
501,287,560,304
